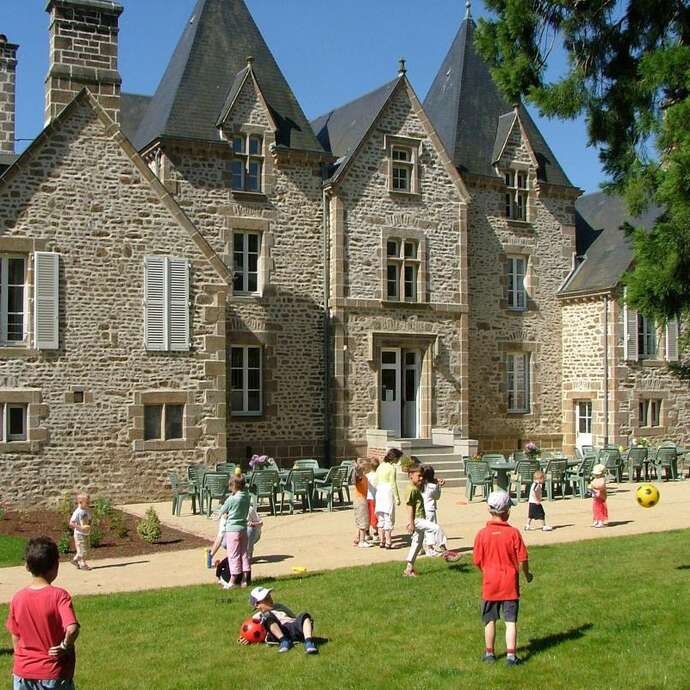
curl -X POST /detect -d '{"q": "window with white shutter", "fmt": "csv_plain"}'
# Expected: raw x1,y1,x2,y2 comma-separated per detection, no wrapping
665,318,679,362
144,256,190,352
33,252,59,350
506,352,530,413
0,255,27,345
623,295,638,361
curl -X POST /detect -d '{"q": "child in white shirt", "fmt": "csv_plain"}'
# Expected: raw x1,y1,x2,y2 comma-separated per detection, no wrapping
421,466,450,556
69,493,92,570
525,470,552,531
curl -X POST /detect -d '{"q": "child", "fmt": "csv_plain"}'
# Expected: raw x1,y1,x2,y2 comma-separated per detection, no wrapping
374,448,402,549
590,464,608,528
421,465,447,556
353,459,372,548
211,476,251,588
473,490,533,666
403,464,460,576
525,470,553,531
365,458,379,542
244,586,318,654
6,537,80,689
69,493,92,571
247,499,263,560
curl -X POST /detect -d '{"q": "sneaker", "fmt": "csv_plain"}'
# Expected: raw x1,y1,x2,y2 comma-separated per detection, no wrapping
304,639,318,655
402,568,417,577
222,580,236,590
442,550,461,562
278,639,293,653
594,522,605,529
78,563,92,571
358,541,372,548
542,525,553,532
482,652,496,663
524,525,532,531
506,656,522,666
424,548,441,558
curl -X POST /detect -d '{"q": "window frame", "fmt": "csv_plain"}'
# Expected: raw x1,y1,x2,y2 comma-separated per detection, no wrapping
505,255,528,311
143,402,185,441
385,135,421,195
230,133,264,193
639,399,661,428
385,238,420,303
504,168,529,222
232,230,262,296
506,352,531,413
0,402,27,442
230,345,263,417
0,254,27,346
637,314,657,359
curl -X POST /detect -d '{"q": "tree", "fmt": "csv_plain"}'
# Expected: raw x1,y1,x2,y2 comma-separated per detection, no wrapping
475,0,690,330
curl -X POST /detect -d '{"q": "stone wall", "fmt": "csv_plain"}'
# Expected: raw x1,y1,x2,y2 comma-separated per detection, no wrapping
0,37,18,155
0,96,226,505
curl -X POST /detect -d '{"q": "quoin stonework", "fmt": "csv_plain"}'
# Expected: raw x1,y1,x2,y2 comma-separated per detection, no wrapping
0,0,687,505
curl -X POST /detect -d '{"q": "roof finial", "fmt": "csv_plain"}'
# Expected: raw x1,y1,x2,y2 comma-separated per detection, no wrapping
246,55,254,69
398,57,407,77
465,0,472,19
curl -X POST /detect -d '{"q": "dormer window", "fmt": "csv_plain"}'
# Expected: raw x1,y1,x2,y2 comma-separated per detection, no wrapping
386,135,421,195
392,146,413,192
231,134,263,193
504,169,528,221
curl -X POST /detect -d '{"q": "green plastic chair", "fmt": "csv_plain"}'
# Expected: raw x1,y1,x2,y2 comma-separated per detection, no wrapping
314,466,347,511
169,472,197,516
566,457,594,498
279,469,314,514
653,447,678,480
466,461,494,502
339,460,354,503
545,459,568,500
627,447,648,482
510,460,539,502
249,469,280,515
202,472,230,516
215,462,237,475
186,464,208,514
481,453,506,463
511,451,527,463
599,449,623,483
581,445,596,457
293,459,320,471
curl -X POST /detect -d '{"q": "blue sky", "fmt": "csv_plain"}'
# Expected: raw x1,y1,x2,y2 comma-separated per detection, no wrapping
0,0,605,193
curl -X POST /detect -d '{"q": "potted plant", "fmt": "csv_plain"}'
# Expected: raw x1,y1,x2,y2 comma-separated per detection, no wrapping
249,454,272,471
524,441,541,460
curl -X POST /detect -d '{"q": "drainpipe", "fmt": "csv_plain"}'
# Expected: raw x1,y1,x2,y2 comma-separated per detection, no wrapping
322,179,332,465
603,294,609,447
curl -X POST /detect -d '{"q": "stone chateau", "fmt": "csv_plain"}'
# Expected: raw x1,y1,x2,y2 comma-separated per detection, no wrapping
0,0,687,504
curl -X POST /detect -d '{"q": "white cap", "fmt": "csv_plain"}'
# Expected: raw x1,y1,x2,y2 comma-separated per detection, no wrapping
249,586,273,607
487,490,512,513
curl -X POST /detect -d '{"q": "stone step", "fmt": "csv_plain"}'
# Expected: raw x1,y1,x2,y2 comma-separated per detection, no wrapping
406,446,456,456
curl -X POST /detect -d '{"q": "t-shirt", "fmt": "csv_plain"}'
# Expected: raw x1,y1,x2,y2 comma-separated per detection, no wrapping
6,585,78,680
422,482,440,517
405,484,426,520
365,471,377,501
217,490,250,532
354,475,368,502
528,482,542,505
473,520,529,601
70,507,91,536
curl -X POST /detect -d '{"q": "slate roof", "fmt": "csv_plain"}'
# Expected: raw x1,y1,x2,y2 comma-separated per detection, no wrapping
561,192,664,296
423,17,573,187
120,93,151,142
133,0,322,153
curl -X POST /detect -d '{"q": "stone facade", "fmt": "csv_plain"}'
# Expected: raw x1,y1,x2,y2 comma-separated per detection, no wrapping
0,93,227,504
0,36,18,156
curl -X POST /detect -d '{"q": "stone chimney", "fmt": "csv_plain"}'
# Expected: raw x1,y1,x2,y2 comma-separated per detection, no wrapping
0,35,18,155
44,0,123,126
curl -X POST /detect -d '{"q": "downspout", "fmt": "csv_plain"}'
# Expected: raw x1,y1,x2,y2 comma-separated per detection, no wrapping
603,294,609,447
322,178,332,465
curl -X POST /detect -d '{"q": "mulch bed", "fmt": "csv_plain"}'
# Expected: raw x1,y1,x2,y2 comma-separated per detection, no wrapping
0,509,208,561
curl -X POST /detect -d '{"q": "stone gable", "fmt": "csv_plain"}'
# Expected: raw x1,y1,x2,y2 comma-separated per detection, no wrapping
221,72,275,133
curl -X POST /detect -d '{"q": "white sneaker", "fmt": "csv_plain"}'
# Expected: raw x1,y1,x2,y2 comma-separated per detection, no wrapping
358,541,372,548
524,525,532,531
542,525,553,532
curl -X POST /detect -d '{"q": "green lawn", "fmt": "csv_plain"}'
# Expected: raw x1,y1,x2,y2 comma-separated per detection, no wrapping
1,530,688,690
0,535,26,568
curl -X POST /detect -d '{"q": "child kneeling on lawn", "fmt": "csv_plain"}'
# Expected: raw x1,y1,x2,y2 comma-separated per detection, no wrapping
473,490,533,666
244,587,318,655
6,537,81,690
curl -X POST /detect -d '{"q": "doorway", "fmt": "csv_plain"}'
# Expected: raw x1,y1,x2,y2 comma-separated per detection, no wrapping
575,400,593,452
380,348,421,438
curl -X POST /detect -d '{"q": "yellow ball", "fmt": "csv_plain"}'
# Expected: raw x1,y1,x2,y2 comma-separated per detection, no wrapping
636,483,660,508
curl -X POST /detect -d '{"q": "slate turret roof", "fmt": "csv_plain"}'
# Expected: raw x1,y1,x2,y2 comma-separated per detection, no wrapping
423,16,573,187
133,0,323,154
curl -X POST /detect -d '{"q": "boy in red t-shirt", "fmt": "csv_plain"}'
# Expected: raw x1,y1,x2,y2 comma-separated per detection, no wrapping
473,490,533,666
6,537,80,689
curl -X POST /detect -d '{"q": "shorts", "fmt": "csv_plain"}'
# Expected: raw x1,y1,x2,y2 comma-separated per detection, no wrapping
528,503,545,520
375,509,394,531
74,533,88,559
260,611,313,643
354,499,369,530
481,600,519,624
13,677,75,690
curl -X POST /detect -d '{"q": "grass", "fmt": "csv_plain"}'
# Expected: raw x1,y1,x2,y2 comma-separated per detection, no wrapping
1,530,689,690
0,535,26,567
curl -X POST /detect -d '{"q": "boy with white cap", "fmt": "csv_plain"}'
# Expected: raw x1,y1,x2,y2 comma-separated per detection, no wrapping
473,490,533,666
245,587,318,654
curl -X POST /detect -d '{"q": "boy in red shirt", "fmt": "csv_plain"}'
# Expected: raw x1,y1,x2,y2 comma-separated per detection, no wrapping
473,490,533,666
6,537,80,689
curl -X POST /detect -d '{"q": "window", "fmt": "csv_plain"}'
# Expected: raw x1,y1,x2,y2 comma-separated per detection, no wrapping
231,346,262,416
506,353,530,413
386,136,420,194
386,239,419,302
504,169,528,221
0,255,26,344
639,399,661,428
143,403,184,441
231,134,263,193
0,403,27,442
391,146,413,192
505,255,527,310
233,231,261,294
638,314,657,358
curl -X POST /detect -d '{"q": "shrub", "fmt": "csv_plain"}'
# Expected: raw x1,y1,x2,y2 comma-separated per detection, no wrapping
92,497,113,522
137,507,161,544
57,493,73,528
109,510,129,539
89,524,103,548
57,531,72,555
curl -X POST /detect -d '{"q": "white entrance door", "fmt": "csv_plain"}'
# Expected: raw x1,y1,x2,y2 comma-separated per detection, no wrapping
380,349,401,436
402,350,421,438
576,401,593,452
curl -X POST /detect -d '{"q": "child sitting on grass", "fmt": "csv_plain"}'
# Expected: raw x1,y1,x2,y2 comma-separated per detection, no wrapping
69,493,92,571
473,490,533,666
6,537,80,690
242,587,318,655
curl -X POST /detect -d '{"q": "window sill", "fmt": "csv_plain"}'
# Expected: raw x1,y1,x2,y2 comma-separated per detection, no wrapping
506,219,533,230
0,442,32,453
231,190,268,202
380,300,427,309
0,346,39,358
505,307,529,314
230,293,264,302
507,410,532,416
231,413,263,419
637,359,665,368
134,439,195,451
389,190,421,199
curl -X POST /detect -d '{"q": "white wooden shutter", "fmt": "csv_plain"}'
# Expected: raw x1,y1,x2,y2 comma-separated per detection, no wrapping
623,290,638,361
168,257,190,352
33,252,59,350
665,318,679,362
144,256,167,351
